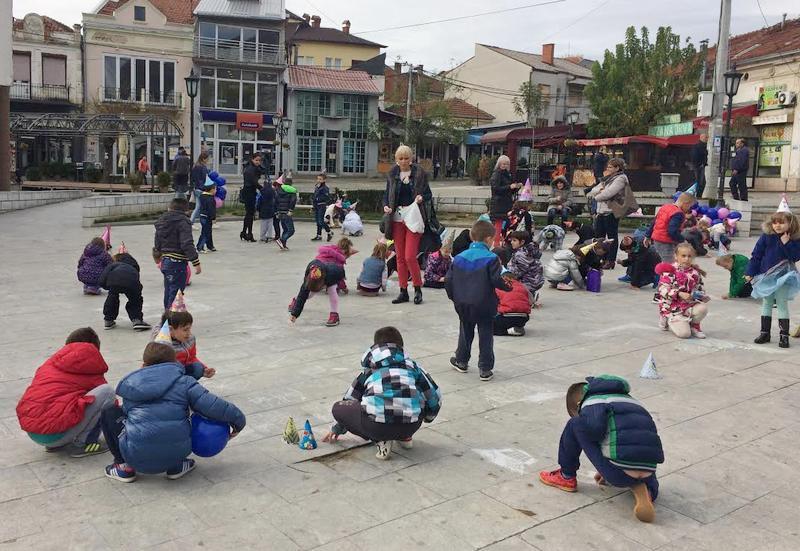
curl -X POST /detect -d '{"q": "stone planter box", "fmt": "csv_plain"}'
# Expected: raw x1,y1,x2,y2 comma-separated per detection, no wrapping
0,190,90,214
81,192,173,227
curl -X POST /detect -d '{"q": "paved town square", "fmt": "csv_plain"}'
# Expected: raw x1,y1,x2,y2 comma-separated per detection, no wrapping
1,199,799,550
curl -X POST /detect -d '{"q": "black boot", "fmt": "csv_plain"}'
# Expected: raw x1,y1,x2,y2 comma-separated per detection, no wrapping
779,319,790,348
413,286,423,305
239,231,247,241
754,316,772,344
392,288,410,304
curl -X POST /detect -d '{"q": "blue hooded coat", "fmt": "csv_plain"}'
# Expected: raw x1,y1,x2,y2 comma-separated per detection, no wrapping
117,362,246,474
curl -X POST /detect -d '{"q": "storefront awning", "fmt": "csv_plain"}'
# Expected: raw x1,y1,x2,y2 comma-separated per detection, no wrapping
481,124,586,145
466,133,483,145
692,103,758,129
576,134,700,148
480,128,516,144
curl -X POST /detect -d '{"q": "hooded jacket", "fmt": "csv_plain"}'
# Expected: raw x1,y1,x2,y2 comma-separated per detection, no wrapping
117,362,245,474
313,182,331,208
489,169,514,219
496,278,533,315
17,343,109,434
77,243,112,286
154,210,199,266
577,375,664,472
446,242,510,319
339,344,441,425
276,184,297,216
99,253,141,290
423,250,452,284
316,244,347,267
543,249,585,287
656,262,703,317
290,260,345,318
548,179,572,208
257,184,276,219
508,242,544,293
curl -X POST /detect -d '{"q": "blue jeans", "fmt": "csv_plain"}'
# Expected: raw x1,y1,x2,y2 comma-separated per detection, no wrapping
190,190,202,223
547,207,571,225
280,216,295,245
314,206,330,236
197,217,214,251
160,257,188,309
558,416,659,500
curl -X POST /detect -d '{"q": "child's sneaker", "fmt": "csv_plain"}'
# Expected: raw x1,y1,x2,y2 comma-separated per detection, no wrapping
617,274,632,283
326,232,333,242
326,312,340,327
631,482,656,523
651,293,659,304
508,326,525,336
311,235,322,241
69,441,107,458
166,458,196,480
104,320,116,330
449,357,468,373
208,247,218,252
105,462,136,483
375,440,392,460
690,323,706,339
479,370,494,382
539,468,577,492
556,282,575,291
275,239,287,251
132,320,152,332
288,297,297,313
397,437,413,449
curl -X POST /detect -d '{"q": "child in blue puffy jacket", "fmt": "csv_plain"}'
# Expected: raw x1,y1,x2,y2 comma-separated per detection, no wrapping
101,342,245,482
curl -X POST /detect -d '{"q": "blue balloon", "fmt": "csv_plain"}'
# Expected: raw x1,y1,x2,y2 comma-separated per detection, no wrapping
215,186,227,200
712,218,722,225
697,206,707,215
217,177,226,186
728,211,742,220
208,171,219,180
706,208,718,220
672,191,682,202
191,413,230,457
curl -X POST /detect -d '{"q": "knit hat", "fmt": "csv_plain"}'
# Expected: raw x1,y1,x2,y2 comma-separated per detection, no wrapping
298,419,317,450
169,290,187,312
154,319,172,344
777,194,791,214
478,213,491,223
118,241,128,255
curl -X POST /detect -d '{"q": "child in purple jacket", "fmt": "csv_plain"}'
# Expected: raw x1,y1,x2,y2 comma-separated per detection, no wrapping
77,237,113,295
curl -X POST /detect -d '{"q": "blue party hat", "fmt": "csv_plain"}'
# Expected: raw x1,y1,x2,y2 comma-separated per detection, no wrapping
154,319,172,344
685,183,698,196
298,419,318,450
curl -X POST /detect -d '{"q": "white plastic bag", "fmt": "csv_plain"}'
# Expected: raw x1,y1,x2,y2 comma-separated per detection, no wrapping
400,203,425,234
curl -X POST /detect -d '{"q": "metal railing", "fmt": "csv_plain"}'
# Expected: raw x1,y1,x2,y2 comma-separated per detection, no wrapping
11,82,73,102
99,87,183,108
193,37,285,66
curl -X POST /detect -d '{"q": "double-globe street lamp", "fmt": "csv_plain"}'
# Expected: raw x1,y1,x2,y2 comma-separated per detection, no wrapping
718,65,743,206
184,70,200,159
271,113,292,178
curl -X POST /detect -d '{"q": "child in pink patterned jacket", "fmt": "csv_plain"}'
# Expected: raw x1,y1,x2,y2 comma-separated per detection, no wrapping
315,238,358,294
655,242,710,339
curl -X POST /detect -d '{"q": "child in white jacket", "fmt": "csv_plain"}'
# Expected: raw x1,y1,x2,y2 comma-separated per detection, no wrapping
543,248,585,290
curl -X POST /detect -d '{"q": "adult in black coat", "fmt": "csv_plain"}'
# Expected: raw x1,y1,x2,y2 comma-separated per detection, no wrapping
489,155,521,247
690,134,708,197
240,154,263,242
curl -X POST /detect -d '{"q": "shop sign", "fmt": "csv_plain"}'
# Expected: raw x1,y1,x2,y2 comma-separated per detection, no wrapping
757,84,787,111
759,145,783,167
760,125,791,145
235,112,262,131
648,121,693,137
752,112,789,125
656,114,681,124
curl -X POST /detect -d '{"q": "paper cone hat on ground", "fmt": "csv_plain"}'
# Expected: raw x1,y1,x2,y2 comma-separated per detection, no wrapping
117,241,128,255
154,319,172,344
298,419,318,450
639,353,661,379
169,290,187,312
101,225,111,248
283,417,300,445
777,194,791,214
685,183,698,196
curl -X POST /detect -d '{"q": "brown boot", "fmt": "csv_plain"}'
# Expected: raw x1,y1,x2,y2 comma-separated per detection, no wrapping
631,483,655,523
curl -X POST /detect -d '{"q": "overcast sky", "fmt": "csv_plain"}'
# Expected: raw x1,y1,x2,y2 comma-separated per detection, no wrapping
12,0,800,71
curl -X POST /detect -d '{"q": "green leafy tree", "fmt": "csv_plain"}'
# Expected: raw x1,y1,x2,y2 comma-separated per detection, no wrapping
512,81,543,126
586,26,702,137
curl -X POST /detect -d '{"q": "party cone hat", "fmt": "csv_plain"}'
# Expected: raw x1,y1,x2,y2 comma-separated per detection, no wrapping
685,183,698,196
579,242,597,256
283,417,300,445
118,241,128,255
298,419,318,450
101,225,111,249
518,178,533,201
717,243,729,257
276,174,285,185
169,290,187,312
777,194,791,214
154,319,172,344
639,353,661,379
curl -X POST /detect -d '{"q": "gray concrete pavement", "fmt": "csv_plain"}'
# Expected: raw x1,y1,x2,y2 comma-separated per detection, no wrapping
1,200,799,550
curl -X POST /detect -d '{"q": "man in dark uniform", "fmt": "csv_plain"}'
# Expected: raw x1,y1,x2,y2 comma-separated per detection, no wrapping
690,134,708,196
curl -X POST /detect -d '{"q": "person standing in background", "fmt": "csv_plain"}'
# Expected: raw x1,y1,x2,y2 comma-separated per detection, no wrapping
690,134,708,197
171,147,192,200
730,138,750,201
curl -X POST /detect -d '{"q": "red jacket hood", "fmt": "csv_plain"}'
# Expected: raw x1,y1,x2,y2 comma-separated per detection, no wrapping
50,342,108,375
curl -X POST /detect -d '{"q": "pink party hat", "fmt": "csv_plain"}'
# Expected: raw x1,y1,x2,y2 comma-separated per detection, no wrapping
777,194,791,214
154,319,172,344
118,241,128,255
518,178,533,201
169,290,187,312
276,174,285,185
101,225,111,249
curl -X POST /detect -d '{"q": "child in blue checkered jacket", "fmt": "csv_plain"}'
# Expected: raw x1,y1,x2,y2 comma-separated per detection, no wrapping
322,326,442,460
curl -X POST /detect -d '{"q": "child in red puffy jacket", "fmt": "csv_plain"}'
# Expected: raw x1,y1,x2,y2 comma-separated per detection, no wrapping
156,310,216,380
494,270,533,337
16,327,116,457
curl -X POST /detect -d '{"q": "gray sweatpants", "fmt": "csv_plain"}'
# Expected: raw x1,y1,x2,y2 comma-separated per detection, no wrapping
651,241,676,263
260,218,275,240
46,384,116,447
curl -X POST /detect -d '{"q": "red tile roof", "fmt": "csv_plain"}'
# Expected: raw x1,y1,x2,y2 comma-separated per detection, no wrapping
413,98,495,122
707,17,800,65
13,15,75,36
97,0,198,25
288,66,381,95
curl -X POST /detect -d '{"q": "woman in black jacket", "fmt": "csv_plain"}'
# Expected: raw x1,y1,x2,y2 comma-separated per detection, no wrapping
239,153,263,242
489,155,521,247
383,145,433,305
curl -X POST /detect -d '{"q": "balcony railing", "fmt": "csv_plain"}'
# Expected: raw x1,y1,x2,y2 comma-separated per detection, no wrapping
99,87,184,109
11,82,73,103
193,37,285,66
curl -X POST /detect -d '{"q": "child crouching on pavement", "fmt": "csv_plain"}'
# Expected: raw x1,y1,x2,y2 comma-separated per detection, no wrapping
99,245,151,332
16,327,116,457
289,259,346,327
507,231,543,301
423,231,454,289
494,269,533,336
357,241,389,296
102,342,245,483
539,375,664,523
618,235,660,289
716,254,753,300
656,242,710,338
322,326,441,460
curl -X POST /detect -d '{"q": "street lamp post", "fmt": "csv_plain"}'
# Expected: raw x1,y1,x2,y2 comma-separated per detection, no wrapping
566,110,579,182
271,114,292,178
718,65,743,206
184,70,200,159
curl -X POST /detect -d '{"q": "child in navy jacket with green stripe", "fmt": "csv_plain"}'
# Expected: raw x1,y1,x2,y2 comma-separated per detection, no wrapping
539,375,664,523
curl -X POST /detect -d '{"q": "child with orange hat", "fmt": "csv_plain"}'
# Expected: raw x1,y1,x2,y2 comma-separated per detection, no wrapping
154,291,215,379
